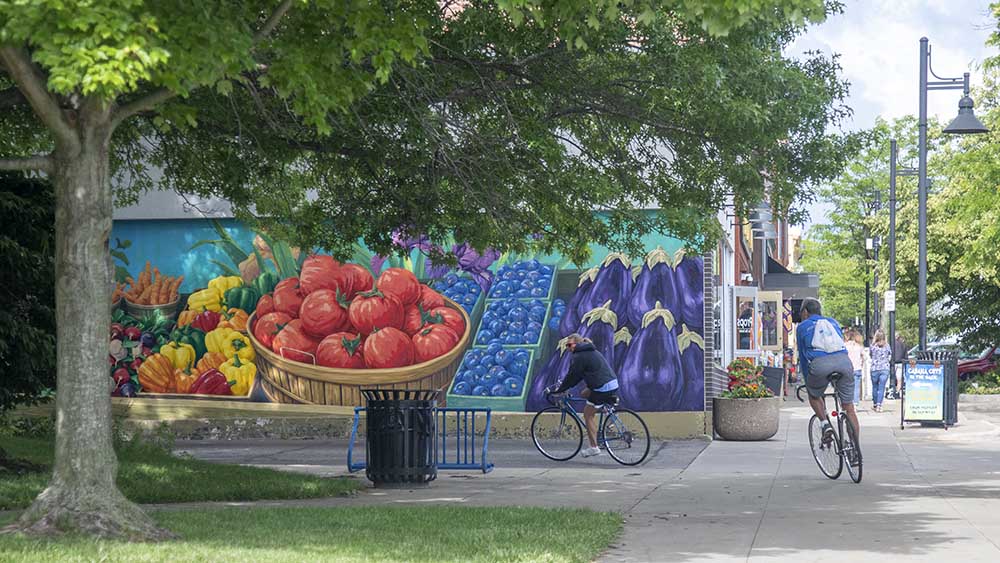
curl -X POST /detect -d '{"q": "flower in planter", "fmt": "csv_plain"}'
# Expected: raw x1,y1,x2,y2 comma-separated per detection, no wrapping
722,358,773,399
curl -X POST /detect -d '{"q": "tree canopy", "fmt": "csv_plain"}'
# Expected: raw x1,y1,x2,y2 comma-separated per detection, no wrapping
0,0,852,540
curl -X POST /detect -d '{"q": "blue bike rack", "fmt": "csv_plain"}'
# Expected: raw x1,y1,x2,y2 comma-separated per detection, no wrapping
347,407,494,474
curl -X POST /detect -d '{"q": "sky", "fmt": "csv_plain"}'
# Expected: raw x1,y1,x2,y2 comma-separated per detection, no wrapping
788,0,996,227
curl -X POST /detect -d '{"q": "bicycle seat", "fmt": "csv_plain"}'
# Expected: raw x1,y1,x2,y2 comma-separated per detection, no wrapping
828,371,845,381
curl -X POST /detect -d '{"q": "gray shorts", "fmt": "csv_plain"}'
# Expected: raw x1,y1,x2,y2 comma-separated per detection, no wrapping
806,352,855,405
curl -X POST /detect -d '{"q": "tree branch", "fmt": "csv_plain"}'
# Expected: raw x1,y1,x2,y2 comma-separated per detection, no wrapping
0,155,53,173
254,0,295,42
111,0,296,130
110,88,175,130
0,47,78,151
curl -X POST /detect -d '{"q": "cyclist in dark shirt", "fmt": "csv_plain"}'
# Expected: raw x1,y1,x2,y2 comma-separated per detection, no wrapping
547,333,619,458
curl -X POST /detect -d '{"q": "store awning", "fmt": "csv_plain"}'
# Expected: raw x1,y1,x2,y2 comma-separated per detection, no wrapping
763,257,819,302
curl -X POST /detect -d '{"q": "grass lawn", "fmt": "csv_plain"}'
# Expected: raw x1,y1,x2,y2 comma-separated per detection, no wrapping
0,506,622,562
0,435,359,510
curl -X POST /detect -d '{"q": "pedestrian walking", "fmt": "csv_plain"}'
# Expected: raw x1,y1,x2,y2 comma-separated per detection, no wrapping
845,329,865,405
891,333,908,398
870,330,892,412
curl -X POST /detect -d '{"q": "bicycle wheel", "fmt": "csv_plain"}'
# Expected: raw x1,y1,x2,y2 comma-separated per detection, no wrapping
531,407,583,461
808,415,842,479
843,416,863,484
602,408,651,466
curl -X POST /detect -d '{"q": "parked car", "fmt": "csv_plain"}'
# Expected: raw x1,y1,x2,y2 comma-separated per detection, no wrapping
958,346,999,380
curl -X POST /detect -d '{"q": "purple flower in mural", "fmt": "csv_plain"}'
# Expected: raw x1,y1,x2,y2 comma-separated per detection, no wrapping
452,243,500,293
423,258,453,281
370,255,388,276
391,229,434,253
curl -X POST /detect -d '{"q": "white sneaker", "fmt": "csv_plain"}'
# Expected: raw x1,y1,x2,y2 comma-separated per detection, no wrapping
581,446,601,458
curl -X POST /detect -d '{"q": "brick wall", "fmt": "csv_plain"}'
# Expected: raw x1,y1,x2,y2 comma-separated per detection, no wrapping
703,251,727,415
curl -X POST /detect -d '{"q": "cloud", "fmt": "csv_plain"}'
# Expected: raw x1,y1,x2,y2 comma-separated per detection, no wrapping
790,0,995,130
787,0,996,227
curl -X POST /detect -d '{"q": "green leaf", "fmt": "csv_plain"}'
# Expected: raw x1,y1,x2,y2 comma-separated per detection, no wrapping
110,249,130,266
209,260,242,278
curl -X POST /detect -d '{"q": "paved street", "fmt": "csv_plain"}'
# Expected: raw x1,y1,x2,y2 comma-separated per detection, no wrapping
176,401,1000,562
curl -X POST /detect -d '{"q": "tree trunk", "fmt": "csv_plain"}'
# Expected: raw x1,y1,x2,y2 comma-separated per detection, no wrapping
3,115,173,540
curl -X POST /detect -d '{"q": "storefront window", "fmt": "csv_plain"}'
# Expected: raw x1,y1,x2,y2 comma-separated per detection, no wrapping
760,300,779,348
736,295,756,352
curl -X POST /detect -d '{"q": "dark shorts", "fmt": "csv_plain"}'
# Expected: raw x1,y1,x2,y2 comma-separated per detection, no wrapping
586,390,619,407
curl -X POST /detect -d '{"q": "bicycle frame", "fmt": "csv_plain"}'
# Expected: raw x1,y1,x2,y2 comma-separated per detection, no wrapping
799,382,859,462
551,394,620,446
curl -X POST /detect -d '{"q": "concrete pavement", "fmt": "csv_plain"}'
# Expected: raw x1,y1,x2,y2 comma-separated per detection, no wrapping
175,401,1000,562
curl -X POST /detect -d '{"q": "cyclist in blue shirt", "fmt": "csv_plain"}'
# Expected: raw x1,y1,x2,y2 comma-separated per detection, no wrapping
797,298,860,446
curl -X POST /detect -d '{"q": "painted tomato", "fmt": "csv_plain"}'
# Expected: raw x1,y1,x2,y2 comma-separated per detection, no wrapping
273,277,305,318
255,293,275,318
300,254,349,296
348,289,404,334
316,332,366,369
418,285,446,310
253,312,293,350
341,263,374,300
299,289,350,338
272,319,320,363
426,306,466,337
363,327,414,369
401,305,425,336
376,268,421,306
412,324,459,364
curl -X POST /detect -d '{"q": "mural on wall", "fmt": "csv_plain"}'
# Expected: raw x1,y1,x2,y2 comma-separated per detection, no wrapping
107,219,705,412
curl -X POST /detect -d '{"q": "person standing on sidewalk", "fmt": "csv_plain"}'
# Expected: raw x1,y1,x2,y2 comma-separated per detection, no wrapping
845,329,865,405
870,330,892,412
891,334,908,398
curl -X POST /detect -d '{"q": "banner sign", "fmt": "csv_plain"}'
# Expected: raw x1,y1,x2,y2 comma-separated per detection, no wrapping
903,362,945,422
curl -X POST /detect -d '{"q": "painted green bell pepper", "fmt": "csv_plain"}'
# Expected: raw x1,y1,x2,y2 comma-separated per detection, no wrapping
224,286,260,312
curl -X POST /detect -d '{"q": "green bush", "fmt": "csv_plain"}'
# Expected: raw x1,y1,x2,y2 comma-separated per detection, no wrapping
959,369,1000,395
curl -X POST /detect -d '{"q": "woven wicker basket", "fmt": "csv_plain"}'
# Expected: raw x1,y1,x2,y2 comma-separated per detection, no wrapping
246,297,471,406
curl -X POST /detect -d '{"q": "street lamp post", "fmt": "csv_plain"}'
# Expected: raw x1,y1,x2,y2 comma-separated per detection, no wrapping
916,37,989,350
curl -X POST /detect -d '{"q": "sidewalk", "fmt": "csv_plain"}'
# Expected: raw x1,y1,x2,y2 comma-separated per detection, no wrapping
175,403,1000,562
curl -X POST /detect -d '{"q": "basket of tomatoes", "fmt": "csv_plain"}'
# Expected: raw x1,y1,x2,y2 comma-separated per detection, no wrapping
245,257,471,406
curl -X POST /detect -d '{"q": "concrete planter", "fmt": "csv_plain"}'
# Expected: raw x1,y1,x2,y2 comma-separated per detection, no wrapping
712,396,781,441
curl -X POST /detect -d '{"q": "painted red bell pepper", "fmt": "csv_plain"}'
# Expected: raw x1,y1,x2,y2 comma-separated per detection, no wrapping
189,369,234,395
191,310,222,333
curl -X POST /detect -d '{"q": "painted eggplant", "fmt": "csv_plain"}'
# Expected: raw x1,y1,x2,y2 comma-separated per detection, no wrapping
558,266,599,337
677,324,705,411
525,336,575,411
626,246,678,330
577,300,618,363
618,301,684,411
613,326,632,375
673,248,704,334
577,253,632,327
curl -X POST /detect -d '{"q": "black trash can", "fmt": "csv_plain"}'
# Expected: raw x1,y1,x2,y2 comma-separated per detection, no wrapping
914,350,959,426
362,389,438,487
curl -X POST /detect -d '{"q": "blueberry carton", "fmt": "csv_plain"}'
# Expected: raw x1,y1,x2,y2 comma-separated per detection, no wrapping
446,347,537,411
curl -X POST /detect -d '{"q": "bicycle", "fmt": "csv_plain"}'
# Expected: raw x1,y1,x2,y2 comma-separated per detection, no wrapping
530,392,650,466
796,373,863,483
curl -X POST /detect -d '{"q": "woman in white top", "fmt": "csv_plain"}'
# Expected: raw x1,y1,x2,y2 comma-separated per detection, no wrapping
844,329,865,405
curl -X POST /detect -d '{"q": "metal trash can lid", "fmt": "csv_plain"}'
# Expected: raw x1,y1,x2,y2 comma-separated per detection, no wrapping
362,389,439,402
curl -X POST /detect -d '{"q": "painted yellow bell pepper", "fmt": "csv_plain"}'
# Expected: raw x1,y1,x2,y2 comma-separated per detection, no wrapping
222,331,255,362
220,355,256,396
161,341,196,371
208,276,243,296
187,287,223,312
205,327,236,355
